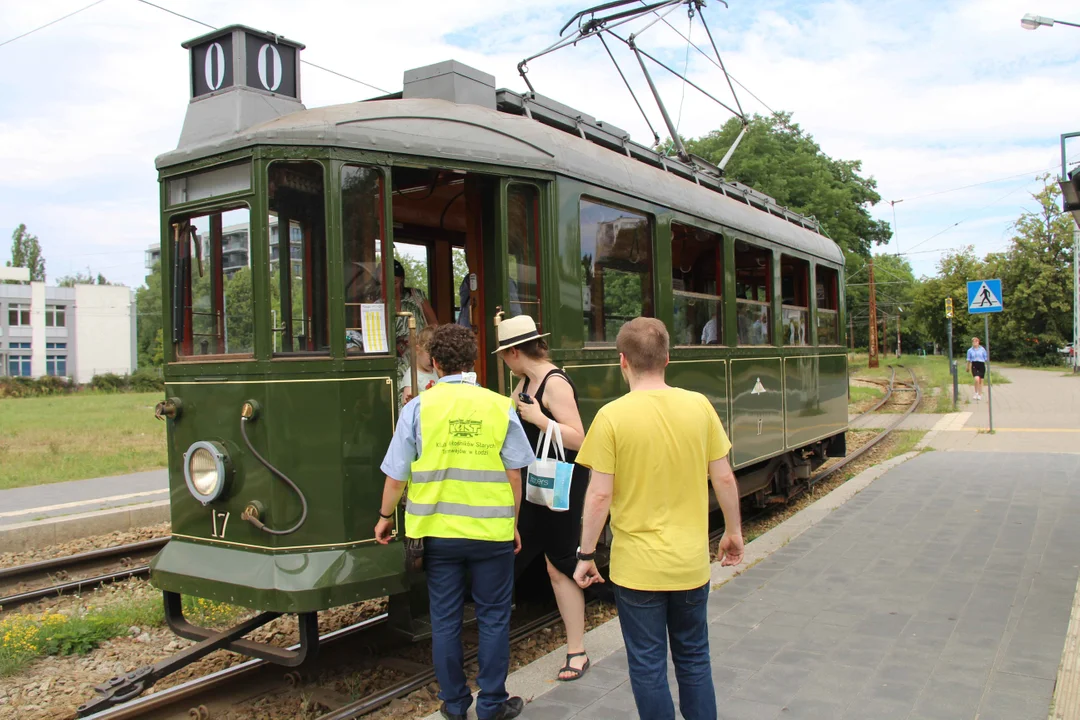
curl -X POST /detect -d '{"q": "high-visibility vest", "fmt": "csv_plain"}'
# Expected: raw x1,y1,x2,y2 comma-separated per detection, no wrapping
406,382,515,542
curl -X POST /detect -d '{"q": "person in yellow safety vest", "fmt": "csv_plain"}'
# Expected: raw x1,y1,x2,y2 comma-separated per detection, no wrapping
375,324,534,720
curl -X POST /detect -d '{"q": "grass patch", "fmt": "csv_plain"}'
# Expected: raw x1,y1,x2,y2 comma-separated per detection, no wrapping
0,392,166,489
889,429,927,456
849,354,1008,413
0,593,245,677
849,386,884,404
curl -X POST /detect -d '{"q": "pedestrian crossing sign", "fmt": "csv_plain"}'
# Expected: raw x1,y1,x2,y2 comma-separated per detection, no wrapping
967,279,1003,314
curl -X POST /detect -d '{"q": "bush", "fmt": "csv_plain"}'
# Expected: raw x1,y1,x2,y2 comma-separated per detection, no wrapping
90,373,127,392
0,376,72,399
129,368,165,393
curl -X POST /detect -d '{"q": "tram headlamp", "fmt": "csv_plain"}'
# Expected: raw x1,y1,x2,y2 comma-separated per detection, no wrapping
183,441,230,505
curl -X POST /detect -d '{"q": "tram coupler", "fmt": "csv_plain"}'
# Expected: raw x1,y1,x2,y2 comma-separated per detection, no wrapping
162,591,319,666
76,595,297,717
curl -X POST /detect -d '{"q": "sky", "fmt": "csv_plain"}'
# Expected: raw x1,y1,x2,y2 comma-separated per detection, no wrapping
1,0,1079,289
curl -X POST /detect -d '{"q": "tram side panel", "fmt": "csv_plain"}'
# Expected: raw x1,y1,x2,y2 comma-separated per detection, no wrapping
783,354,848,450
152,372,408,613
666,359,730,434
729,357,785,468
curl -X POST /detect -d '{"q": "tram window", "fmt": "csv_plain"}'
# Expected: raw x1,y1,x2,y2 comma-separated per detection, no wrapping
342,165,388,355
580,199,653,345
507,185,540,322
171,207,254,358
816,265,840,346
268,161,329,355
671,222,723,346
735,241,771,346
781,255,810,346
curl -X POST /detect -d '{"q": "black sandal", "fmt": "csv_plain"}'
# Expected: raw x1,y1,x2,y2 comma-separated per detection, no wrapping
557,651,590,682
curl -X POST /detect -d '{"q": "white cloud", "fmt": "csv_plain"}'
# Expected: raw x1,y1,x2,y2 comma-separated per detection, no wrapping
1,0,1078,288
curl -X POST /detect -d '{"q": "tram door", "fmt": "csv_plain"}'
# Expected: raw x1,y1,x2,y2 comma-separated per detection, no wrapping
392,169,543,394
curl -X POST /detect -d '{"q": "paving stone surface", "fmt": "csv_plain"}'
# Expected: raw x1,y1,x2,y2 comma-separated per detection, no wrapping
517,451,1080,719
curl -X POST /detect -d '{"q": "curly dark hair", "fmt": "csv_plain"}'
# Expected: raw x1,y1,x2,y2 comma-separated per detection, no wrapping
428,324,478,375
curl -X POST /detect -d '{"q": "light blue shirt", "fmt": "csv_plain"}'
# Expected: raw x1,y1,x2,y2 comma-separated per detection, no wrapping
379,374,535,482
967,346,988,362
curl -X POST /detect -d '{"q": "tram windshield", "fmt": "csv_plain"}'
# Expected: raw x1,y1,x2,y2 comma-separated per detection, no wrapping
671,223,723,346
735,241,771,346
580,199,653,345
817,265,840,345
781,255,810,346
170,207,254,358
268,161,329,355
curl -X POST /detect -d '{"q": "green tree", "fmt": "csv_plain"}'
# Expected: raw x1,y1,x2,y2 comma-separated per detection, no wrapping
6,224,46,282
684,113,891,257
846,253,920,352
911,246,986,358
57,270,113,287
135,266,163,367
395,252,429,297
983,177,1075,365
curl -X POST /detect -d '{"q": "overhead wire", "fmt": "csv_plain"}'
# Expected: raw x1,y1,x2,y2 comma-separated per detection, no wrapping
674,10,692,133
0,0,108,49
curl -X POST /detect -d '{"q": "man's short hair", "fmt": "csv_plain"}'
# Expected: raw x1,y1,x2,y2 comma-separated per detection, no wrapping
616,317,669,373
429,324,478,375
972,337,980,342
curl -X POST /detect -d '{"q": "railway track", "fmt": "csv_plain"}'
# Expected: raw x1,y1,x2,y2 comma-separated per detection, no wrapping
46,369,922,719
0,538,167,612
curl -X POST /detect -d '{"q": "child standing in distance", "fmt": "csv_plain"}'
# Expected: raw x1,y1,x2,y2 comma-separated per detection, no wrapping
401,326,439,405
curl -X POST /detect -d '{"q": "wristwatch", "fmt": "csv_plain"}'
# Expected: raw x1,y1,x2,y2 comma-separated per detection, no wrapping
576,546,596,561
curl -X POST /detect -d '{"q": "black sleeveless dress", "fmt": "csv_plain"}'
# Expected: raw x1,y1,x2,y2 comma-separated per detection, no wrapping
515,368,591,580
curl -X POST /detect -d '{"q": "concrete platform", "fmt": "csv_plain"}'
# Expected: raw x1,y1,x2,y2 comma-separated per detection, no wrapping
505,451,1080,720
0,470,168,552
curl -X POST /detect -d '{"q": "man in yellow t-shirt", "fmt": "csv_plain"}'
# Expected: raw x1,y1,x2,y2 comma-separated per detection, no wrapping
573,317,744,720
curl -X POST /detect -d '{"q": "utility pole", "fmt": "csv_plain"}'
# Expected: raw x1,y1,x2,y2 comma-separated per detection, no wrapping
849,313,854,350
896,311,902,358
1073,221,1079,373
868,256,879,368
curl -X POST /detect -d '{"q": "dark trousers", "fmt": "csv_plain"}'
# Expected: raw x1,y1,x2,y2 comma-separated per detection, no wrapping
425,537,515,719
613,583,716,720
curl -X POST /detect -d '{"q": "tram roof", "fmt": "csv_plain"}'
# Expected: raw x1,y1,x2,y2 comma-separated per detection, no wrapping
157,97,844,265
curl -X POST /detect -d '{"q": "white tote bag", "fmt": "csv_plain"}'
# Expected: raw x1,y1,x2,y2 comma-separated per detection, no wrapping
525,420,574,512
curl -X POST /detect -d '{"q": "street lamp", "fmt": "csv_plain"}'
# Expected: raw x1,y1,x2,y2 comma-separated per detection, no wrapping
1022,14,1080,372
1021,13,1080,29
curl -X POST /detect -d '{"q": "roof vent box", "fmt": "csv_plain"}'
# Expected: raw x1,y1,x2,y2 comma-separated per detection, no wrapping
175,25,306,151
403,60,496,109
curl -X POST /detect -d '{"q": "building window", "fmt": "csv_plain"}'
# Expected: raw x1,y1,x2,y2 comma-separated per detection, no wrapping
8,342,31,377
672,223,723,346
781,255,810,346
45,342,68,378
816,265,840,345
735,241,772,346
341,164,388,355
171,206,254,358
268,161,329,355
507,184,541,323
45,305,66,328
580,199,653,345
8,304,30,327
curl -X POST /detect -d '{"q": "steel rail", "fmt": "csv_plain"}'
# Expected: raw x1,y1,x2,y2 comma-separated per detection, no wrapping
0,537,167,582
316,609,570,720
1,567,152,611
82,614,390,720
811,366,921,488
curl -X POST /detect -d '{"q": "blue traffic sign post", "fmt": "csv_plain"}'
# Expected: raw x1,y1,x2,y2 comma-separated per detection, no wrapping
967,279,1003,433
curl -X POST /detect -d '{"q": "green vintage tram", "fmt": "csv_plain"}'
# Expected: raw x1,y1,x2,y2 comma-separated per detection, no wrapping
141,20,845,686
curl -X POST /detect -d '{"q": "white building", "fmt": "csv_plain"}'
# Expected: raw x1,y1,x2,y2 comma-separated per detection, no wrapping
145,219,303,277
0,272,136,384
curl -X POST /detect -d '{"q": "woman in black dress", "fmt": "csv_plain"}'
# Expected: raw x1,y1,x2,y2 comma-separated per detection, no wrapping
495,315,591,682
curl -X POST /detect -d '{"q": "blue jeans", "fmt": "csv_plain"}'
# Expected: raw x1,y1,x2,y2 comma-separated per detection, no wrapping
613,583,715,720
425,537,515,719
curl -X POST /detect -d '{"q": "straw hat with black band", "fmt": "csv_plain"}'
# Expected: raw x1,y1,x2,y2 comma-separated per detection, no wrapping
492,315,550,354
